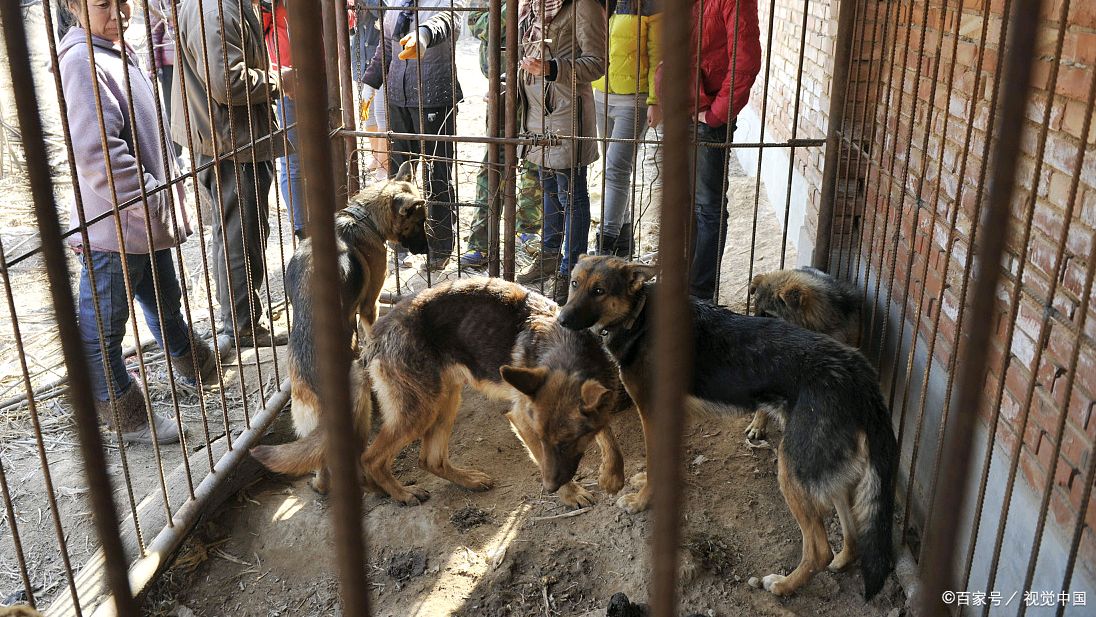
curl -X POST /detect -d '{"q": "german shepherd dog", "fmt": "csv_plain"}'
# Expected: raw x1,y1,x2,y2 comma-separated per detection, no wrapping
362,278,628,508
250,161,429,493
743,266,863,440
558,256,897,600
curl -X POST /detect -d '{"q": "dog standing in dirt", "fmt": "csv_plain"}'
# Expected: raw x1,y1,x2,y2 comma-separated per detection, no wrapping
362,278,628,508
743,266,863,440
250,161,428,493
558,255,897,600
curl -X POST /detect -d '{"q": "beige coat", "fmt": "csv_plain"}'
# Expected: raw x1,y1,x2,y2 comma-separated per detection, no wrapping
518,0,607,170
171,0,285,161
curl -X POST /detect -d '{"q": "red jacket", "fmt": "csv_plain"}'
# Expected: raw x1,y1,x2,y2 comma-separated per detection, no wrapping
679,0,762,128
262,3,292,69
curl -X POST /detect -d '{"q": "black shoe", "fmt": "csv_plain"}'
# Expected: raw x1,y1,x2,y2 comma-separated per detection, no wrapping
593,233,619,256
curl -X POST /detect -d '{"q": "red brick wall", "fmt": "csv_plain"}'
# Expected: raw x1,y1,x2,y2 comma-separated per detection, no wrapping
748,0,837,240
844,0,1096,579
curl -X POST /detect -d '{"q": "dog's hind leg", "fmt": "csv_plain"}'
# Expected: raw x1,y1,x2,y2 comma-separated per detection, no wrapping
829,487,858,572
763,445,833,596
361,369,432,505
745,409,769,440
419,383,494,491
506,408,594,508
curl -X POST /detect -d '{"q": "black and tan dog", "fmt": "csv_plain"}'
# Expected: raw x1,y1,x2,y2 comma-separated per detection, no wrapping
558,256,897,600
250,161,428,493
743,266,863,439
362,277,628,508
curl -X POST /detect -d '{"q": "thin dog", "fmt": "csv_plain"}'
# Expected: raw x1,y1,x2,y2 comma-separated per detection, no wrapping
744,266,863,439
558,255,898,600
362,277,628,508
250,161,428,493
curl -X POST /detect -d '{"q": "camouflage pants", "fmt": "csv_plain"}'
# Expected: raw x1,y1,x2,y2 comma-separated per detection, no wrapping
467,147,543,252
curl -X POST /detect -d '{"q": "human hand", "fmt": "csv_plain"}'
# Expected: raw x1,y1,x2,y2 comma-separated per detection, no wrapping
398,32,421,60
647,104,662,128
520,57,549,77
279,67,296,98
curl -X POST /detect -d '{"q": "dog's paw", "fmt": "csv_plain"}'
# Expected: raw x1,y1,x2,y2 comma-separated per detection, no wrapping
599,468,626,495
745,418,767,441
559,482,596,508
616,491,651,514
761,573,788,596
396,484,430,506
455,469,495,491
628,471,647,489
308,476,329,495
828,549,853,572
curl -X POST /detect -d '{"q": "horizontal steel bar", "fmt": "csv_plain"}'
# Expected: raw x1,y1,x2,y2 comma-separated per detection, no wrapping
340,128,825,149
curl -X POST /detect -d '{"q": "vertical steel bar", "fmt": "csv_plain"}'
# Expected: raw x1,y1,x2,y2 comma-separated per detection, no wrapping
486,0,502,278
0,455,34,607
323,0,349,204
0,3,138,614
1052,66,1096,617
777,0,810,269
831,0,867,280
335,0,360,196
284,4,369,615
502,0,519,280
917,0,1043,609
813,0,859,270
650,0,692,614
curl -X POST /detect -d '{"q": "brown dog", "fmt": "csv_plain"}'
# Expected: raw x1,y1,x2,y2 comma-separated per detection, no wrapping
558,256,897,600
362,278,627,508
250,161,428,493
744,266,863,439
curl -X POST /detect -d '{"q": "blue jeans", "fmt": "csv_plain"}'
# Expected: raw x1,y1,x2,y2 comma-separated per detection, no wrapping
78,250,193,401
540,166,591,274
594,97,648,236
276,97,305,234
690,120,734,301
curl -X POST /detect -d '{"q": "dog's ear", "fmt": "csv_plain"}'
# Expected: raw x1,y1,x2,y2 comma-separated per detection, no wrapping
398,197,425,218
579,379,610,412
625,262,658,292
749,274,764,295
393,160,414,182
577,253,589,263
779,286,802,309
501,365,550,398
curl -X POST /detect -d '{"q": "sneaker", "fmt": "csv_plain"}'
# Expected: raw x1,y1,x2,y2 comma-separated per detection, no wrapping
458,249,488,269
121,412,184,445
516,252,561,284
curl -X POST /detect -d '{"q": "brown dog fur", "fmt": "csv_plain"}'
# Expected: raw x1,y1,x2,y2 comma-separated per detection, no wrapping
361,278,627,508
250,162,428,491
745,267,863,439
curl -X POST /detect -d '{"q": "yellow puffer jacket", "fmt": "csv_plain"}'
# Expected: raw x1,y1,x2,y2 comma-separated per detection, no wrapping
592,1,662,106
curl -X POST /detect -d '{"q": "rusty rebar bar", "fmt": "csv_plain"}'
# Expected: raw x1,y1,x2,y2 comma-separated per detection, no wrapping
916,0,1044,610
285,4,369,615
0,3,137,614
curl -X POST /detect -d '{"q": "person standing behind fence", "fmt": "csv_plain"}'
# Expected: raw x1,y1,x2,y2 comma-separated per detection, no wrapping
172,0,290,354
147,0,184,169
459,4,543,270
514,0,607,305
349,0,389,180
590,0,660,258
680,0,760,302
261,0,305,239
59,0,216,444
362,0,464,272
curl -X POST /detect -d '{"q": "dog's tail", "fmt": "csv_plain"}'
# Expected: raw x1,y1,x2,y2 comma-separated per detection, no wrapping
250,431,325,477
854,392,898,601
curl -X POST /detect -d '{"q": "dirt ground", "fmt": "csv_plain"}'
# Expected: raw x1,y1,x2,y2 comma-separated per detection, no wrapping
0,11,898,617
